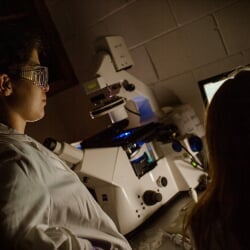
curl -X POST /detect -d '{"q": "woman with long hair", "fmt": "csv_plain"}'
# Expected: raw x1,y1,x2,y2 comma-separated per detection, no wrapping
185,70,250,250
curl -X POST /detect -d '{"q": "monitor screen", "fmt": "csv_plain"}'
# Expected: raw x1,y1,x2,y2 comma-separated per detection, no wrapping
198,66,250,106
198,71,231,106
200,79,226,104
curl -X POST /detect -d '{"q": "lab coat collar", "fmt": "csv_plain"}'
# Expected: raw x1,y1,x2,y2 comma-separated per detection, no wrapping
0,122,35,144
0,122,71,171
0,122,23,135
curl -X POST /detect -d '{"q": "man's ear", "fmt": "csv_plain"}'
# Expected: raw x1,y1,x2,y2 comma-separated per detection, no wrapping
0,74,13,96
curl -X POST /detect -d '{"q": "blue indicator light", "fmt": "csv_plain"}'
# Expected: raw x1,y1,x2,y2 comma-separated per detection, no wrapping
114,131,132,140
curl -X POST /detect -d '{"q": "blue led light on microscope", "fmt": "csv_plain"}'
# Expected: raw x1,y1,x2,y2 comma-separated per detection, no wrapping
115,131,132,140
113,131,145,148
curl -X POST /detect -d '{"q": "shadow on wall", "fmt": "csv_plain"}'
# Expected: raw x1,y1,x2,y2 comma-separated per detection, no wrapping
26,84,110,143
152,86,182,109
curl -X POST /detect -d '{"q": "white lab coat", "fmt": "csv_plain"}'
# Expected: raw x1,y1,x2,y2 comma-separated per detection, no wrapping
0,123,131,250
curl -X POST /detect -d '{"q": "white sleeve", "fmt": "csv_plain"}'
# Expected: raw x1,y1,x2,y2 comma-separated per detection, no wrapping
0,153,94,250
20,224,94,250
0,142,131,250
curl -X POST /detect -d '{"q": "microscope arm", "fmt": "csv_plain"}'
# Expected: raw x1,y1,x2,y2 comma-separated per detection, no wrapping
84,53,162,118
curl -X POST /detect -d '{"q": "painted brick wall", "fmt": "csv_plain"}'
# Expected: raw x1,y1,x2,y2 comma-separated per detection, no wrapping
27,0,250,142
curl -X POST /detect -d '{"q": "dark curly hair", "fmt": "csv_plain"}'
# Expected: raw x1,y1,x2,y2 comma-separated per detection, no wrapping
0,19,42,74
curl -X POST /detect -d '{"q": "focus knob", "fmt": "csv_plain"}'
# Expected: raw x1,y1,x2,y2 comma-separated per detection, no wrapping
157,176,168,187
143,190,162,206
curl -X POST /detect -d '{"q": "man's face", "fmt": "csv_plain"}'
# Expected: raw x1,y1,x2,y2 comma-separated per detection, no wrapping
8,49,49,122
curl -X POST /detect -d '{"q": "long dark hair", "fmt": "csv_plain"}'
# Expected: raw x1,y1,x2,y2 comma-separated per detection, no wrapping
184,70,250,250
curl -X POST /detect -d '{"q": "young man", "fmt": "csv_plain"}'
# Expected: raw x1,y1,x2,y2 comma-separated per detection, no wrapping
0,22,131,250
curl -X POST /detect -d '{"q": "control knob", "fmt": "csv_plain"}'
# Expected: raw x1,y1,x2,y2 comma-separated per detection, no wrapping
143,190,162,206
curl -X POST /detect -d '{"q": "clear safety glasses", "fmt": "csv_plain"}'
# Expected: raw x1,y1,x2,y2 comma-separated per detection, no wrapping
19,66,49,90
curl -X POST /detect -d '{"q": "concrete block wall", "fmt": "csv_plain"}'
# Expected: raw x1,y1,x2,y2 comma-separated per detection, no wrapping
27,0,250,143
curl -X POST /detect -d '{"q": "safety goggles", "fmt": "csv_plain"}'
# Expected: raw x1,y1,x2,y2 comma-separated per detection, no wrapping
19,66,49,89
9,66,49,90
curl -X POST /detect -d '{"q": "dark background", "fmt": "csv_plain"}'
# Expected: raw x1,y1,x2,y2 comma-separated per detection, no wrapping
0,0,78,96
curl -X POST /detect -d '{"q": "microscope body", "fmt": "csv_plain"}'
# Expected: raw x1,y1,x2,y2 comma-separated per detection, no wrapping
44,36,207,235
75,143,178,235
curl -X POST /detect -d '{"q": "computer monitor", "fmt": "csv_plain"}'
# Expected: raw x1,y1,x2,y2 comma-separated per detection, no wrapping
198,65,250,106
198,71,230,106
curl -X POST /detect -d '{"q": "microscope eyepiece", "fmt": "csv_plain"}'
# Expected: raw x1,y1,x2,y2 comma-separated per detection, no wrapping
43,137,57,151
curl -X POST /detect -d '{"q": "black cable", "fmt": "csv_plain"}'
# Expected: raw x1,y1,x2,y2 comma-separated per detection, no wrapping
125,106,141,116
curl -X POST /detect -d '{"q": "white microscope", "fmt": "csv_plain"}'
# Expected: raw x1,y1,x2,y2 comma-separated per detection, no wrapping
44,36,207,235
